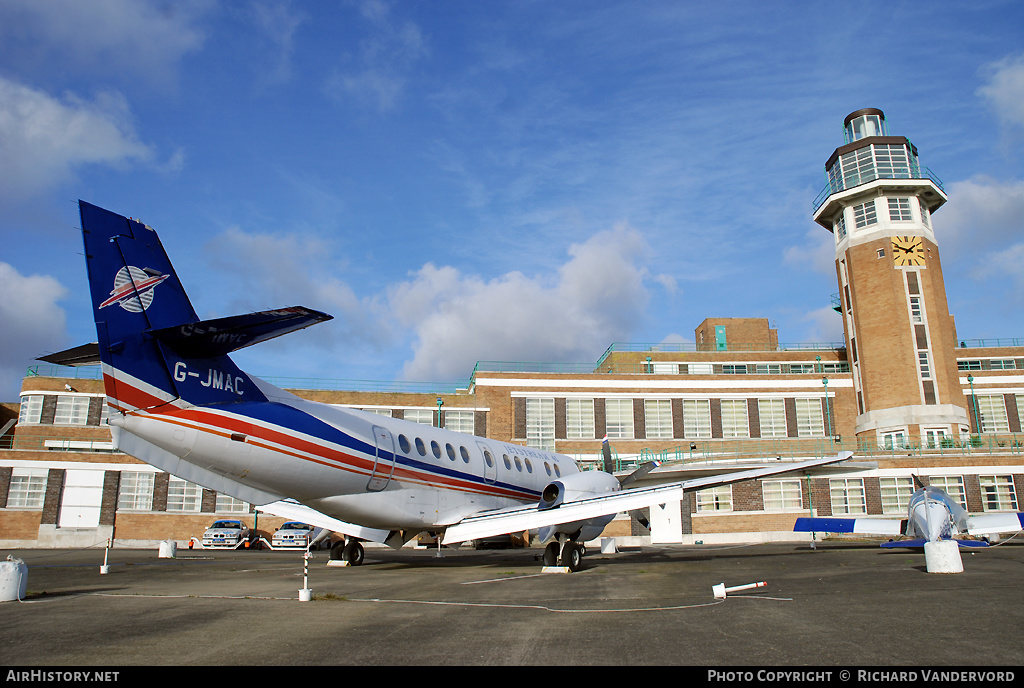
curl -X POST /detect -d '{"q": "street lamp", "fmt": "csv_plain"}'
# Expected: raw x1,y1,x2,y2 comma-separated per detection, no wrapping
436,397,444,428
822,377,832,448
967,375,980,436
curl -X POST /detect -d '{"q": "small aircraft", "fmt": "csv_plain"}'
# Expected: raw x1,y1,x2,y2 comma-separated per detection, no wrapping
794,477,1024,548
69,201,855,571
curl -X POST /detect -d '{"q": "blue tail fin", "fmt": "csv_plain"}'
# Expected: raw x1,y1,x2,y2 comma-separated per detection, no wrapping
80,201,262,410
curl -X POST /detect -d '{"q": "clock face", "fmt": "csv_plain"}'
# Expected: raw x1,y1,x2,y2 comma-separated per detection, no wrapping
891,236,925,267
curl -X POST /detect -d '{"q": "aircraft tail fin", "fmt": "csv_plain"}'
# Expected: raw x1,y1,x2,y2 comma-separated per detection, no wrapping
80,201,329,411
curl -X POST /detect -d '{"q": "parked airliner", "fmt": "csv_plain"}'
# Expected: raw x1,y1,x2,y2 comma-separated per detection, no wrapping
794,477,1024,548
72,201,854,571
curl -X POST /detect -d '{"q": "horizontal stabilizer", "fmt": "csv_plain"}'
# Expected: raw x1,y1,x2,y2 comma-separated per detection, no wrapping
880,538,928,549
37,343,101,367
148,306,332,357
967,511,1024,536
258,499,390,544
794,516,904,536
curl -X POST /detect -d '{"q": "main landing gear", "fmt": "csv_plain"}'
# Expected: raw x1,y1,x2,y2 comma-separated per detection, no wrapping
542,537,585,572
330,537,364,566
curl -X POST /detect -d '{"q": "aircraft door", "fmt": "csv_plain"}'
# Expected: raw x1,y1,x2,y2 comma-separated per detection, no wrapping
366,425,397,492
476,441,497,485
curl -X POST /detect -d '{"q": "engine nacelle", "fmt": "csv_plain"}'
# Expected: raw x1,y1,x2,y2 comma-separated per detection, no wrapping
538,471,620,510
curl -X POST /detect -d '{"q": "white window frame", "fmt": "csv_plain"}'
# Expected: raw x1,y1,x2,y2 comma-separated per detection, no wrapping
696,485,732,512
888,196,913,221
117,472,155,511
53,395,91,426
720,399,749,438
830,478,866,515
682,399,711,438
443,410,475,434
879,477,914,514
18,395,43,425
526,398,555,451
604,399,634,440
565,398,595,440
762,479,803,511
215,493,250,514
979,475,1018,512
928,475,966,508
644,399,673,440
758,399,787,438
7,468,48,508
794,398,824,437
975,395,1009,433
166,477,202,512
853,200,878,228
404,409,434,426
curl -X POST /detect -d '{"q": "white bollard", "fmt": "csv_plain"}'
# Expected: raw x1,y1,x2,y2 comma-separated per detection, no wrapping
1,557,28,602
924,540,963,574
158,540,177,559
100,539,111,574
299,551,312,601
600,538,618,554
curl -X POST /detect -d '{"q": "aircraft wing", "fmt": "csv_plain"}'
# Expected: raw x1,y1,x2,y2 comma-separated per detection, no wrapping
442,452,854,545
258,499,391,544
793,516,905,536
966,511,1024,536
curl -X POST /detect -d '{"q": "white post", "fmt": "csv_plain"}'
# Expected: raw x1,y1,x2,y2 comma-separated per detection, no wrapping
100,539,110,574
299,550,313,601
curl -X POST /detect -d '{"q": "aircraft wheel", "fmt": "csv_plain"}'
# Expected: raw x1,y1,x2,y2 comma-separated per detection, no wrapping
560,543,582,572
542,542,560,567
343,541,364,566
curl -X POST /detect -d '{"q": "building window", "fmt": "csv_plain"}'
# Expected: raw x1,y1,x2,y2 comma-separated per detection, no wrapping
909,296,923,324
117,472,155,511
794,398,824,437
722,364,747,374
362,408,392,417
888,197,913,221
7,468,48,508
526,398,555,451
754,364,781,374
923,428,949,449
989,359,1016,370
444,410,475,434
167,477,202,512
975,395,1009,433
853,200,877,228
18,395,44,424
682,399,712,438
404,409,434,425
696,485,732,512
958,360,982,371
216,494,250,513
720,400,749,438
565,398,595,439
830,478,866,515
763,479,802,511
918,351,931,379
979,476,1018,511
834,210,847,241
644,400,673,439
880,429,908,449
604,399,634,439
53,396,91,425
685,363,713,375
879,477,914,514
758,399,787,438
927,476,966,508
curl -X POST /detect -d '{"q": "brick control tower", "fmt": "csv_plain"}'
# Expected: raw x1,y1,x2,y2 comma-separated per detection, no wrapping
812,108,970,446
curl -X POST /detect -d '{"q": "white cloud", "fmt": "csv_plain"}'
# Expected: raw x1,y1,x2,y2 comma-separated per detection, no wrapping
389,223,656,380
978,52,1024,131
782,227,835,275
799,306,845,344
0,77,153,204
0,263,68,399
0,0,207,87
937,176,1024,253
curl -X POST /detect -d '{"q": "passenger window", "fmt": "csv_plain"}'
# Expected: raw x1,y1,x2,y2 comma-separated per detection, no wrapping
415,438,426,456
431,440,442,459
460,446,470,463
484,450,494,467
503,454,512,470
399,434,411,454
446,443,456,461
514,456,522,472
525,458,533,473
554,463,561,477
544,462,552,476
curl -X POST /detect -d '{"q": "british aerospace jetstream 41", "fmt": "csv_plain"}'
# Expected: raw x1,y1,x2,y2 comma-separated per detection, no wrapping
76,201,854,571
794,477,1024,549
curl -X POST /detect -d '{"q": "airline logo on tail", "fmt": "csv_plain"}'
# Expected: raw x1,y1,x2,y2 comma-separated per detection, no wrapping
99,266,170,312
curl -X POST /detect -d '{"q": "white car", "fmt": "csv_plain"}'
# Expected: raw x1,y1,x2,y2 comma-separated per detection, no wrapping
201,519,251,548
271,521,322,549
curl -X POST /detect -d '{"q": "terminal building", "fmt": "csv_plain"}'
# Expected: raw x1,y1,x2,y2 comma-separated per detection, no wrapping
1,109,1022,549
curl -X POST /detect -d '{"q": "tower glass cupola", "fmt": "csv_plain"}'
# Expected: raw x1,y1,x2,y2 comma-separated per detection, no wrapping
843,108,887,143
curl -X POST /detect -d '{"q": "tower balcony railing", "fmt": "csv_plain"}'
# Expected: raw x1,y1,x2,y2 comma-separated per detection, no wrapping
812,165,944,213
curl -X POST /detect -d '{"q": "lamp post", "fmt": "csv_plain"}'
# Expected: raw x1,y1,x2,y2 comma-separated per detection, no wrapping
822,377,832,448
436,397,443,428
967,375,980,436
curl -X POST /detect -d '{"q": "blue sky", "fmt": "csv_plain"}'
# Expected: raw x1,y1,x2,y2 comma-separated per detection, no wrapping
2,0,1023,400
